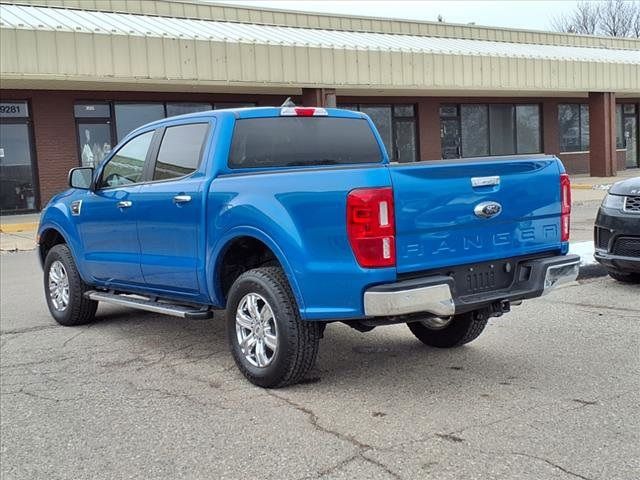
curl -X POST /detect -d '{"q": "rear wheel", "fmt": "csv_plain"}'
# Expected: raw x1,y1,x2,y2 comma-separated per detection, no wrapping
226,267,321,388
407,310,488,348
607,269,640,284
44,244,97,326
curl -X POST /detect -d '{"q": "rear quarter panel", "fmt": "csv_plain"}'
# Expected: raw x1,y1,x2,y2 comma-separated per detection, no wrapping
206,166,396,320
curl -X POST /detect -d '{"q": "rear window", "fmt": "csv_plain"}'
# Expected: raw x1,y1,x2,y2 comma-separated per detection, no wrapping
228,117,382,169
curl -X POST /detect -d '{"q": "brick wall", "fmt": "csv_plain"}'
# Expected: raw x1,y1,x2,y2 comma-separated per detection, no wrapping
0,89,289,208
1,89,637,210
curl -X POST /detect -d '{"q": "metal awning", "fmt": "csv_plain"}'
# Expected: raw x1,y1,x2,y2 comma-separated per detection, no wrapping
1,3,639,93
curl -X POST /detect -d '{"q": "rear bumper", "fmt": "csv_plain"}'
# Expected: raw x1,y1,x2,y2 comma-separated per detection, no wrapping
364,254,580,317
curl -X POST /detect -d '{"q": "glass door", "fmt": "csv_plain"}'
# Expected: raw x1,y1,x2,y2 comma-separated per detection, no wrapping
0,101,38,213
624,117,638,168
622,104,638,168
441,118,461,159
77,122,113,167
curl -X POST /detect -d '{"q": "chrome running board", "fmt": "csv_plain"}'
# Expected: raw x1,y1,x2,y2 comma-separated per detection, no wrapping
85,291,213,319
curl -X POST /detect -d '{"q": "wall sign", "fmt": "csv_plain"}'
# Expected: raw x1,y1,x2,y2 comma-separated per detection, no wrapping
0,101,29,118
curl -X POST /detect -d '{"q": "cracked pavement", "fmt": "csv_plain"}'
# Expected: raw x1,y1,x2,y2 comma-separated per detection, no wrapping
1,251,639,479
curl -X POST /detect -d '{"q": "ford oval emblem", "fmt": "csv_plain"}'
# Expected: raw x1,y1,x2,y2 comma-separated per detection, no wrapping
474,201,502,219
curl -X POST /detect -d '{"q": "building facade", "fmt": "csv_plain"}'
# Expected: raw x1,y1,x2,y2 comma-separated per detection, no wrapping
0,0,639,214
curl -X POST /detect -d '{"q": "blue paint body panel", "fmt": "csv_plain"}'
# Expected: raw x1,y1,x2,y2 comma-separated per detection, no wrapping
38,107,569,320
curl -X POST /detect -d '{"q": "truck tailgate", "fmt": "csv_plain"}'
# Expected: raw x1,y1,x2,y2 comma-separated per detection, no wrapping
390,157,563,274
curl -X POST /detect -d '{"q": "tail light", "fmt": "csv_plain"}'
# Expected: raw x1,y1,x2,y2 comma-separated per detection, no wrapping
347,187,396,268
560,173,571,242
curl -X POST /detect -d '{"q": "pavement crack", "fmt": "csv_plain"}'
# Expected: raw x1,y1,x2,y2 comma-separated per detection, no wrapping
499,451,593,480
0,324,59,336
8,387,78,403
546,300,640,314
62,328,88,347
266,391,401,480
435,433,464,443
134,386,208,407
266,390,370,449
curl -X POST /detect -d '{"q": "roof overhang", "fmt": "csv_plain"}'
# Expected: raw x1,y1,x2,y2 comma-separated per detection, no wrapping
1,4,639,94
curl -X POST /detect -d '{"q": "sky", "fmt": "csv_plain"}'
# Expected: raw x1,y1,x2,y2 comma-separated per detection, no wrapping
219,1,581,32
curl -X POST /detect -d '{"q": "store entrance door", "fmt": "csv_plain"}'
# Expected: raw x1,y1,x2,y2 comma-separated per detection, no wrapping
0,101,38,213
624,115,638,168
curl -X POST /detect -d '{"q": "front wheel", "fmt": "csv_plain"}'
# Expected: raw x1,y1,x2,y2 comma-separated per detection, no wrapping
226,267,321,388
407,310,488,348
43,244,97,326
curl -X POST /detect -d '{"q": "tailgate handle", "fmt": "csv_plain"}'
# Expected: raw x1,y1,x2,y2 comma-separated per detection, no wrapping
471,176,500,187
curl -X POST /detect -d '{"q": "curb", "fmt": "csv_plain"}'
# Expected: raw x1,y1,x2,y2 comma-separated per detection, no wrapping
571,184,612,191
0,222,38,233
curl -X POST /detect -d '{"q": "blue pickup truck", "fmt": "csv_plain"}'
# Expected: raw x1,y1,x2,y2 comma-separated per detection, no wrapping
38,105,579,387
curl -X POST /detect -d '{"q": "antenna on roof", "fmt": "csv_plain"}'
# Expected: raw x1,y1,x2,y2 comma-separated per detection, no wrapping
281,97,296,107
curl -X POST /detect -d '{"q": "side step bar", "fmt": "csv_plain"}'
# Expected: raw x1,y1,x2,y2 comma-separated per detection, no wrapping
85,291,213,319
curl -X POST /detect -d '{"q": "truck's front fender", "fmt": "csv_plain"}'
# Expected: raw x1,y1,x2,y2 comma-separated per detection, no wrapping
37,195,88,281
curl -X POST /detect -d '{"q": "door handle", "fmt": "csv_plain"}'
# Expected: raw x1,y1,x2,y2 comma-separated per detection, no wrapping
117,201,132,209
173,195,192,204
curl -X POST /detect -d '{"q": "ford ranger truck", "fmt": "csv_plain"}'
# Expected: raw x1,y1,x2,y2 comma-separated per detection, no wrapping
38,106,580,388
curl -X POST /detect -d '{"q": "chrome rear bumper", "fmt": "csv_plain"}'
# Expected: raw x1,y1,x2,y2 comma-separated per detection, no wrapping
364,282,455,317
363,254,580,317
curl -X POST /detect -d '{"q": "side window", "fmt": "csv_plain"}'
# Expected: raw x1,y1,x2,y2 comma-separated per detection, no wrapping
153,123,209,181
99,131,154,188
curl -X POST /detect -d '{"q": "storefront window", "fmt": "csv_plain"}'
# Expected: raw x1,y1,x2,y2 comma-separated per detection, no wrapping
213,102,256,109
166,103,212,117
359,106,393,157
461,105,489,157
516,105,541,154
443,103,541,158
489,105,515,156
115,103,165,141
559,104,589,152
338,103,417,162
0,101,38,213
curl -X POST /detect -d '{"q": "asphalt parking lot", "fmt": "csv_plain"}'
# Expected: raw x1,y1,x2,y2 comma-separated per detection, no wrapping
1,250,638,480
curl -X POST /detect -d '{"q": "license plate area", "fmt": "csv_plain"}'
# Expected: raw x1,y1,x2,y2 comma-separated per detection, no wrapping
449,260,515,296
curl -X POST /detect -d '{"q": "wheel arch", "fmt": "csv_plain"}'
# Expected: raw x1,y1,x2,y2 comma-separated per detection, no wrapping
38,227,68,267
209,227,305,313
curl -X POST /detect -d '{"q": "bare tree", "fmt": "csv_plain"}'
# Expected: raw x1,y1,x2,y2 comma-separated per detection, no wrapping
551,2,600,34
551,0,640,38
600,0,634,36
632,1,640,36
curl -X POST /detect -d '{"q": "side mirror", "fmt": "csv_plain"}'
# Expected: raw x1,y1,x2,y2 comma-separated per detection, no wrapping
68,167,94,190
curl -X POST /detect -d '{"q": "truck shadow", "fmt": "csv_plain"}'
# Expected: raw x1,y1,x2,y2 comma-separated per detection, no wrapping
89,305,535,395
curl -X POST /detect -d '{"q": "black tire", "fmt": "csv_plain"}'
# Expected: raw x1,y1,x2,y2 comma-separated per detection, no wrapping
43,244,97,326
226,267,320,388
607,269,640,284
407,310,488,348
